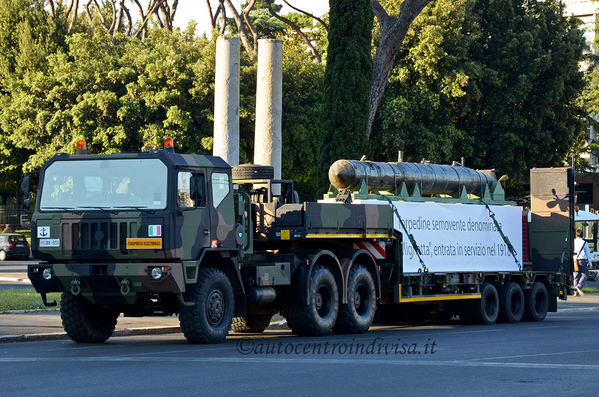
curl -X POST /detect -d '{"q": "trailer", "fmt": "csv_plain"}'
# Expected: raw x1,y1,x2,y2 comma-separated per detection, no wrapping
26,139,573,343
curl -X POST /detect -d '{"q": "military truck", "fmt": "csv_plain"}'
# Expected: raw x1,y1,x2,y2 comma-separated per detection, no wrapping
26,139,573,343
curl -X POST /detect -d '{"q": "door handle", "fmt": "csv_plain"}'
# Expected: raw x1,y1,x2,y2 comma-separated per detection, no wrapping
204,228,209,235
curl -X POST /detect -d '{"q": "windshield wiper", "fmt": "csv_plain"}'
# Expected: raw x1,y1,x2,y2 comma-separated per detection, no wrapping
78,206,118,214
113,205,154,214
41,206,83,214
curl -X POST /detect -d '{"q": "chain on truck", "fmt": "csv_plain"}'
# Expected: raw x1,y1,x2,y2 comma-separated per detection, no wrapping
24,138,574,344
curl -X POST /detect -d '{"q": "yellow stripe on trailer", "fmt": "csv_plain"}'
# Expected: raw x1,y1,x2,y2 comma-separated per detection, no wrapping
305,233,390,239
398,284,481,303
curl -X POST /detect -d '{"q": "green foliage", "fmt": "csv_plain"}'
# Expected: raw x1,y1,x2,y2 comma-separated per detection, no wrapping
1,29,215,171
0,0,68,201
373,0,586,179
318,0,373,192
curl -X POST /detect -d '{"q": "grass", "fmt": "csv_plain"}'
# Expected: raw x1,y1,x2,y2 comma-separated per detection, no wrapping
0,288,61,312
582,286,599,293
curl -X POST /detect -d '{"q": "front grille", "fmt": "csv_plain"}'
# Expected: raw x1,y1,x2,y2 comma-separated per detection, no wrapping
62,220,138,251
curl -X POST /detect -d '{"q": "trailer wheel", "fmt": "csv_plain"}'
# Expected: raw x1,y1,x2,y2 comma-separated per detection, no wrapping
179,268,234,343
232,164,274,180
231,313,273,333
334,265,376,333
60,293,118,343
471,283,499,324
286,266,339,336
498,282,524,323
523,282,548,322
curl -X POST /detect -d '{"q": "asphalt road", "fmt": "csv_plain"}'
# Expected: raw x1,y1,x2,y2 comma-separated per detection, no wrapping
1,303,599,397
0,259,35,290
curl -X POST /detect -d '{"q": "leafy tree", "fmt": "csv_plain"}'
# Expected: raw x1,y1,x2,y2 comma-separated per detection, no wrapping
0,0,68,203
373,0,585,180
318,0,373,191
372,0,476,164
0,27,215,172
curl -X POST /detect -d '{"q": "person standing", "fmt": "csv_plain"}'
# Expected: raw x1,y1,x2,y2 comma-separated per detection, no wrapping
573,229,591,296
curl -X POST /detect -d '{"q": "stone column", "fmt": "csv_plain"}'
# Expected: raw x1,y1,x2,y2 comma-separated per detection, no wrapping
254,39,283,194
213,36,240,166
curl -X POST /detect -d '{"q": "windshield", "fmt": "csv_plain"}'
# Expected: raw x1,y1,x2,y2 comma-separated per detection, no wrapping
39,159,168,211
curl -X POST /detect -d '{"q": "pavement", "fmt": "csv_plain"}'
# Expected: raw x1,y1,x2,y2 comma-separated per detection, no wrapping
0,293,597,343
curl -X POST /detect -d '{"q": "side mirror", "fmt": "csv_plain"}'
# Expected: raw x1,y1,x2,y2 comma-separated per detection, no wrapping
21,174,30,196
21,174,30,210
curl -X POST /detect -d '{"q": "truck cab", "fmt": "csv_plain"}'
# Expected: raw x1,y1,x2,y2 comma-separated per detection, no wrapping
28,141,245,328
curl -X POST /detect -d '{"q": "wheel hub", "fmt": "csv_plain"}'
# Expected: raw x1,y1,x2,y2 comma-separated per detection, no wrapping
315,293,323,310
207,290,225,325
353,290,362,309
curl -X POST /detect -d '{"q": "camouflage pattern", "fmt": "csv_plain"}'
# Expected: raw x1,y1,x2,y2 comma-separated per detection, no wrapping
254,201,394,241
28,148,240,308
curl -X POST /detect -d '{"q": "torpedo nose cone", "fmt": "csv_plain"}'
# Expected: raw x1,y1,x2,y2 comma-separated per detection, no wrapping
329,159,358,189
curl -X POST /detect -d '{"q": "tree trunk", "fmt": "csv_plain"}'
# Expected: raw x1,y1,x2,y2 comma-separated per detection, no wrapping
367,0,431,138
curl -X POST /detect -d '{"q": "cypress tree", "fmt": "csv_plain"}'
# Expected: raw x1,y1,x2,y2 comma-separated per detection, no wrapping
318,0,373,193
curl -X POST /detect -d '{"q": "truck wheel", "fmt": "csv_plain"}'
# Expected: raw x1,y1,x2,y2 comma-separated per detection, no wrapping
523,282,548,322
286,266,339,336
498,282,524,323
60,293,119,343
334,265,376,333
471,283,499,324
0,250,6,261
232,164,274,180
179,268,234,343
231,313,273,333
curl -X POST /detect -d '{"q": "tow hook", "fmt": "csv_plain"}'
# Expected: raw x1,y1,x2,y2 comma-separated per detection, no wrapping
71,279,81,295
120,279,131,295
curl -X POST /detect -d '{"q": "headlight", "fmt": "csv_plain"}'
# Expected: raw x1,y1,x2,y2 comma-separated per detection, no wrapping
42,268,52,280
151,267,163,280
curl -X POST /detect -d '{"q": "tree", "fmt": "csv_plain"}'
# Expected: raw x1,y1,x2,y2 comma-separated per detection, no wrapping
368,0,432,137
461,0,585,177
373,0,586,179
317,0,373,191
371,0,476,164
0,0,68,203
0,28,215,172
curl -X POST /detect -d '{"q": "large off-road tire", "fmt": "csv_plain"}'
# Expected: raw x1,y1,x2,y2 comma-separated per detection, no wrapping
286,266,339,336
232,164,274,180
334,265,376,334
498,282,524,323
231,313,273,333
0,250,6,261
60,293,119,343
471,283,499,324
179,268,234,344
523,281,549,322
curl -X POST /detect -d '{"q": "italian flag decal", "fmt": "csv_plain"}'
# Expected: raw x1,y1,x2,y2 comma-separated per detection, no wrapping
148,225,162,237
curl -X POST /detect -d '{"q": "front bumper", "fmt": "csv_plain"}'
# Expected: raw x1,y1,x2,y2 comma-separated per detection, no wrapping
28,262,186,296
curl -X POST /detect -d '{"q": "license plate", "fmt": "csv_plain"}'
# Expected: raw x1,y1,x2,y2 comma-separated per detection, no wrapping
16,244,24,247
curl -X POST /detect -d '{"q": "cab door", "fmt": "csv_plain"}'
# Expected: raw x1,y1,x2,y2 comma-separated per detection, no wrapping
175,169,210,260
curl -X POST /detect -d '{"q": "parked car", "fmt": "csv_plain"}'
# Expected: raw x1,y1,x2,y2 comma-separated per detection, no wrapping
0,233,30,261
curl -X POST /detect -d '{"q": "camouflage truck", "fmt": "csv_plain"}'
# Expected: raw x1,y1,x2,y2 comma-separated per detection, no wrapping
26,139,573,343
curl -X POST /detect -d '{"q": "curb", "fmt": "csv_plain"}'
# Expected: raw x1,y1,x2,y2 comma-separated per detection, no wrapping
0,326,182,344
0,322,290,343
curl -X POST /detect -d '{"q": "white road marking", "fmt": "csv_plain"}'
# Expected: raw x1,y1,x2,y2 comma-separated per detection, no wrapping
469,348,599,362
0,356,597,370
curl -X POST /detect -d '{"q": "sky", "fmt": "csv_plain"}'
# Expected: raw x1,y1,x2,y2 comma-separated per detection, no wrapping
173,0,330,32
